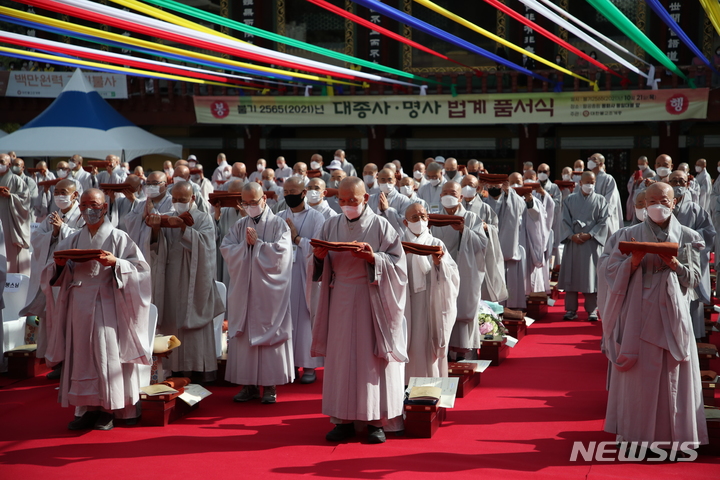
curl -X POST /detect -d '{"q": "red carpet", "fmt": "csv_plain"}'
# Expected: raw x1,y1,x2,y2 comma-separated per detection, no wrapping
1,298,719,480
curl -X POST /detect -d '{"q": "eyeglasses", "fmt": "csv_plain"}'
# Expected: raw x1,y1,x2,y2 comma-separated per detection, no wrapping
146,181,166,186
668,179,687,186
240,199,263,208
407,214,429,222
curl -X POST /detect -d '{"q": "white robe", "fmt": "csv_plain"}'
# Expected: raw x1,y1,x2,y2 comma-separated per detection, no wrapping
216,206,243,287
417,180,447,214
595,170,624,235
524,193,551,294
694,169,712,213
123,193,175,261
0,171,31,275
310,200,339,220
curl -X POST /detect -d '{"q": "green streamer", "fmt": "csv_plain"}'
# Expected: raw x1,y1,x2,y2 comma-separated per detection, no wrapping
136,0,444,86
584,0,691,84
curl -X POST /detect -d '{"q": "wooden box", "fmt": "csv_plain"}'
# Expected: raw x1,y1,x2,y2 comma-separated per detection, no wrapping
448,363,481,398
503,319,527,341
404,403,446,438
698,343,719,371
140,388,199,426
526,300,547,320
4,348,46,379
479,338,509,366
702,373,718,407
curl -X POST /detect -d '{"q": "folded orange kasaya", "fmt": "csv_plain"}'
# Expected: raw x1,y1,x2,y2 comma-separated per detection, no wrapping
523,182,541,188
53,249,106,262
161,377,191,389
100,183,132,191
37,178,62,187
503,307,525,320
325,188,338,197
477,173,508,184
144,212,195,228
513,187,534,196
307,169,322,178
402,242,443,256
309,239,365,252
25,167,41,174
618,241,678,257
87,160,111,169
554,180,576,190
427,214,464,228
209,191,244,208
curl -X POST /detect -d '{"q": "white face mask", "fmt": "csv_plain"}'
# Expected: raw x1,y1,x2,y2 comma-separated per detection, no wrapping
635,207,647,222
0,164,7,174
327,180,339,189
277,162,286,169
461,186,476,198
523,178,534,184
245,204,263,218
407,219,428,236
56,169,68,178
144,185,160,198
441,195,459,208
68,161,77,170
574,167,583,172
341,204,364,220
638,164,647,171
587,160,597,170
379,182,394,194
429,178,441,187
188,162,197,168
717,166,720,174
54,195,72,210
538,173,548,182
263,180,275,190
191,174,200,182
173,202,191,215
333,156,342,162
363,174,375,185
581,183,595,194
306,190,321,204
656,167,671,177
696,166,703,173
310,161,321,171
164,168,173,175
400,185,414,197
256,164,265,172
413,170,424,180
562,174,571,181
646,203,672,224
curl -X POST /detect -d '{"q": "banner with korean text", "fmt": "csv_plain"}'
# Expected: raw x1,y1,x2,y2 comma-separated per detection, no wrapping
0,71,128,98
194,88,708,125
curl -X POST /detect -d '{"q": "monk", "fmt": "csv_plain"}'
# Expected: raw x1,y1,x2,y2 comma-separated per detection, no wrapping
96,154,124,185
42,189,152,430
123,171,174,260
0,153,31,274
214,179,245,287
326,169,346,214
362,163,380,194
417,162,446,213
221,182,294,404
307,178,338,220
68,154,95,192
587,153,623,235
367,168,413,234
148,181,224,382
312,177,407,444
211,153,232,189
598,182,707,448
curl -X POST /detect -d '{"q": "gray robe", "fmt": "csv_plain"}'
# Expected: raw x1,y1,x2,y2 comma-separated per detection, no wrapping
19,173,39,223
216,206,243,288
595,170,623,235
598,217,707,445
71,168,94,192
626,167,655,220
557,191,609,293
367,188,413,235
0,171,31,275
310,200,338,220
694,169,712,213
417,180,447,214
123,192,174,261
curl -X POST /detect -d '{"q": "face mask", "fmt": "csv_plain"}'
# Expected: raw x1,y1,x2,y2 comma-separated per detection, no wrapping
310,161,321,171
188,162,196,169
646,204,672,224
165,168,173,176
461,186,476,198
468,171,479,178
638,164,647,171
635,208,647,222
696,166,703,173
245,204,263,218
673,186,686,199
656,167,670,177
173,202,191,215
284,193,305,209
407,219,428,236
488,187,502,197
341,204,364,220
445,170,457,179
121,167,129,173
292,173,304,179
223,170,232,179
413,170,424,180
256,164,265,172
144,185,160,198
327,180,339,189
263,180,275,190
333,156,342,162
511,184,521,189
574,167,583,172
11,166,21,175
68,161,77,170
379,182,394,194
441,195,459,208
523,178,534,184
81,207,104,225
400,185,413,197
190,174,200,182
57,169,68,178
538,173,548,182
54,195,72,210
587,160,597,170
277,163,286,169
429,178,441,187
363,175,375,185
581,183,595,195
306,190,321,204
562,174,571,181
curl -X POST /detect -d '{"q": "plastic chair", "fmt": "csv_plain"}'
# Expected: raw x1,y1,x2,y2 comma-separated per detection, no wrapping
213,281,227,358
2,274,30,353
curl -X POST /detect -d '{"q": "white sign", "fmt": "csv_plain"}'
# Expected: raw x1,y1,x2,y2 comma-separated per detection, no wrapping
5,273,23,292
0,71,128,99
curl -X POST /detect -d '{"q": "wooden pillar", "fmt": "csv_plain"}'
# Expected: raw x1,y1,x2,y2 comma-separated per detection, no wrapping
243,126,261,164
659,122,679,160
367,125,386,166
517,124,538,171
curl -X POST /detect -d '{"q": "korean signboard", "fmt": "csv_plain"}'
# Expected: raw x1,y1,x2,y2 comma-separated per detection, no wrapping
0,71,128,99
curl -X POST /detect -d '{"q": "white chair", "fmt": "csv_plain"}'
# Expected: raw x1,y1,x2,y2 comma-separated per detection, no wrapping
213,281,227,358
2,273,31,354
138,304,158,387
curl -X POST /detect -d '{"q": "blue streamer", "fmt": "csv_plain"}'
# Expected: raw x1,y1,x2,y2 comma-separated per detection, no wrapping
645,0,720,76
348,0,555,86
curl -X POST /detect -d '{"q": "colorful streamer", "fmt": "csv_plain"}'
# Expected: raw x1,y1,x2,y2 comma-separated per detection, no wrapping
347,0,555,87
584,0,690,83
413,0,597,90
125,0,445,85
700,0,720,40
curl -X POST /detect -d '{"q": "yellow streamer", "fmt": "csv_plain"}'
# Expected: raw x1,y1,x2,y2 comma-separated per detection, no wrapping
0,45,252,89
700,0,720,38
0,7,360,87
413,0,595,87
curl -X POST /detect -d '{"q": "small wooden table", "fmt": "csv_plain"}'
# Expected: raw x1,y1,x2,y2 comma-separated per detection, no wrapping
404,403,446,438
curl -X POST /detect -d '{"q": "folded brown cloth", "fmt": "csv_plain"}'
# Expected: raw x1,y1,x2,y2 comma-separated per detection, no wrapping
402,242,443,256
503,307,525,320
87,160,111,168
189,168,202,175
523,182,541,189
82,166,95,173
100,183,132,191
618,241,678,257
478,173,508,184
697,343,718,356
53,249,106,262
161,377,191,389
325,188,338,198
264,190,276,200
428,214,464,227
307,169,322,178
701,370,718,381
513,187,534,196
145,213,194,228
310,239,364,252
555,181,576,190
37,178,62,187
209,192,243,207
26,168,41,174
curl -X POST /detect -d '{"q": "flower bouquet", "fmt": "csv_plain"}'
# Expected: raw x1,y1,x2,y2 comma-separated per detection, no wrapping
477,301,507,339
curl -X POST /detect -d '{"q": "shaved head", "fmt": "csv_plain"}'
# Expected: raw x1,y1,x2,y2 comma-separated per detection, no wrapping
404,202,426,221
227,180,244,193
243,181,263,196
125,174,143,191
171,180,194,198
55,178,77,193
81,188,105,205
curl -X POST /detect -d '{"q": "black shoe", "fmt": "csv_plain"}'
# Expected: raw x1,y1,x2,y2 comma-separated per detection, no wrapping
367,425,386,444
588,312,598,322
233,385,260,402
325,423,356,442
46,369,61,380
67,411,99,431
300,371,316,384
94,412,114,431
261,386,277,404
563,311,578,320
